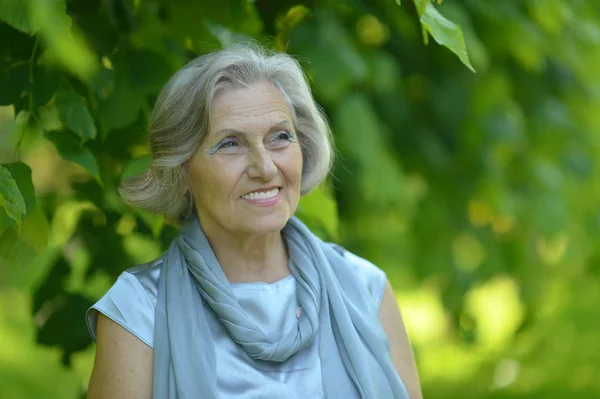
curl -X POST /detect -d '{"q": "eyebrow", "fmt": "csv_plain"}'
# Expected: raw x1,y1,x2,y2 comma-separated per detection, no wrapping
212,120,293,139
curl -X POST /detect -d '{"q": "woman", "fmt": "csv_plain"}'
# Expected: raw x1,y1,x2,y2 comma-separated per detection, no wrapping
86,44,422,399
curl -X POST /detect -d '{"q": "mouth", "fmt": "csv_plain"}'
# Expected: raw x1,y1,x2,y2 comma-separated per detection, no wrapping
240,187,281,201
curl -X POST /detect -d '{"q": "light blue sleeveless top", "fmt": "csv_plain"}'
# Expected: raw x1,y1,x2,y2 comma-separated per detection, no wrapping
86,246,387,398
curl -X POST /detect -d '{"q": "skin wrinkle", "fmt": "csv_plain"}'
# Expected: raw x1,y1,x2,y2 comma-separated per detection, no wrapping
119,47,334,225
186,80,303,284
91,49,427,399
89,74,422,399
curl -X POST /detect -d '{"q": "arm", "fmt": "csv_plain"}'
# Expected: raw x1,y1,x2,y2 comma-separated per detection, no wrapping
88,313,154,399
379,279,423,399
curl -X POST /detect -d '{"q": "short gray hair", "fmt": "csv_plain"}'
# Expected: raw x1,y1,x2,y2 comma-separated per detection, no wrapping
119,43,333,224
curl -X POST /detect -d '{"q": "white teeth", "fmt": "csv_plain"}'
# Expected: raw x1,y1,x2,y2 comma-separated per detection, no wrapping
242,188,279,201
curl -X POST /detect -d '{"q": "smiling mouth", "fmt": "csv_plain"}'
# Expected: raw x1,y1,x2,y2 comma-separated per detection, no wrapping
241,187,281,201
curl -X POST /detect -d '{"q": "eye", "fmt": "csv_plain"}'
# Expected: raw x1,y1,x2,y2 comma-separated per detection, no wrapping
273,130,294,142
267,130,295,149
221,141,237,148
216,138,240,151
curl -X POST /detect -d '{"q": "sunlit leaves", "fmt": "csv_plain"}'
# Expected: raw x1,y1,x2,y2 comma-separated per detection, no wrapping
19,205,49,251
290,11,368,104
49,201,99,247
0,0,33,33
54,91,97,141
397,287,448,345
1,162,36,224
356,15,390,46
120,155,150,182
1,0,600,396
531,194,568,236
297,185,339,240
0,206,49,278
168,0,262,52
464,276,525,347
437,3,490,71
334,94,405,205
28,0,97,79
411,0,475,71
0,164,26,225
452,232,486,272
527,0,568,35
276,5,310,33
44,131,100,182
0,58,60,110
36,292,94,365
364,50,402,93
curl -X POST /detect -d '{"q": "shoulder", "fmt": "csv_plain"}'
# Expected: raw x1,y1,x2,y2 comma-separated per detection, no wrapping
125,256,164,304
327,243,388,310
86,257,164,348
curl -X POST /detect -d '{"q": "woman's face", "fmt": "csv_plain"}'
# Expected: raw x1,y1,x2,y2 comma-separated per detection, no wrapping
186,80,303,236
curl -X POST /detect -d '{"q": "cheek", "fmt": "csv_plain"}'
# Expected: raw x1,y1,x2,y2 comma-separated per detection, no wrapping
292,148,304,182
187,158,234,200
278,147,303,187
205,157,249,198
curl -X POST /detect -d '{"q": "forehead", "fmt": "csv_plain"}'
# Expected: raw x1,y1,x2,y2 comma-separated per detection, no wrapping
209,81,293,130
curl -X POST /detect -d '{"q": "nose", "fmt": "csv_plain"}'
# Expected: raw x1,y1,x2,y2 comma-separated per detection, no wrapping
247,145,277,180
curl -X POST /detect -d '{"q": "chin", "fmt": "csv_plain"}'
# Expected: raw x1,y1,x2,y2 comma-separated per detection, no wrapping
241,213,290,235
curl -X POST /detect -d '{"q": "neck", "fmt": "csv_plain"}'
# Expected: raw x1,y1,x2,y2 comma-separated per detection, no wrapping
193,214,290,284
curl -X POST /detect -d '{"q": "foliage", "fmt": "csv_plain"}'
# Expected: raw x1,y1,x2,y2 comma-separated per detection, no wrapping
1,0,600,398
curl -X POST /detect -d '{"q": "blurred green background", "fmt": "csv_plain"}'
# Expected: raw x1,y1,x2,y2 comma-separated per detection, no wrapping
1,0,600,398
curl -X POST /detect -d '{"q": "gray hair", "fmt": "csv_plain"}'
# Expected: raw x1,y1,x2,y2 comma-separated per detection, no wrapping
118,44,334,225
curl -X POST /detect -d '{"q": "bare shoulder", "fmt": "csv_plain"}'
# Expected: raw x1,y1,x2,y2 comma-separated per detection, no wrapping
88,313,154,399
379,280,423,399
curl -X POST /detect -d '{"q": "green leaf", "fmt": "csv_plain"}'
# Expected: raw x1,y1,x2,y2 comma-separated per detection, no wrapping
365,50,402,93
54,90,97,141
129,50,172,94
0,225,35,271
124,232,163,265
121,155,151,182
0,162,35,233
44,130,101,181
19,205,49,251
297,185,339,240
418,1,475,72
85,63,115,98
28,0,97,79
437,3,489,72
0,164,27,225
49,200,99,246
167,0,263,51
36,292,95,359
0,204,49,275
98,86,143,137
30,65,60,108
0,0,34,34
0,63,29,106
334,94,405,204
133,208,165,239
413,0,430,19
289,11,368,104
4,162,35,214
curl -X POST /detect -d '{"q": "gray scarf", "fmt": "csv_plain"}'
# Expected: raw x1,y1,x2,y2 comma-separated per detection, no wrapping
153,214,409,398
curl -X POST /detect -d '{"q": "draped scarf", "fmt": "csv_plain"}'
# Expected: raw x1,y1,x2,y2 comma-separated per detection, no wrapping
153,214,409,398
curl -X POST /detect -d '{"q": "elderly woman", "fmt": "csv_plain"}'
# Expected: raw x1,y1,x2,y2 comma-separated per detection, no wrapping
86,44,422,399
